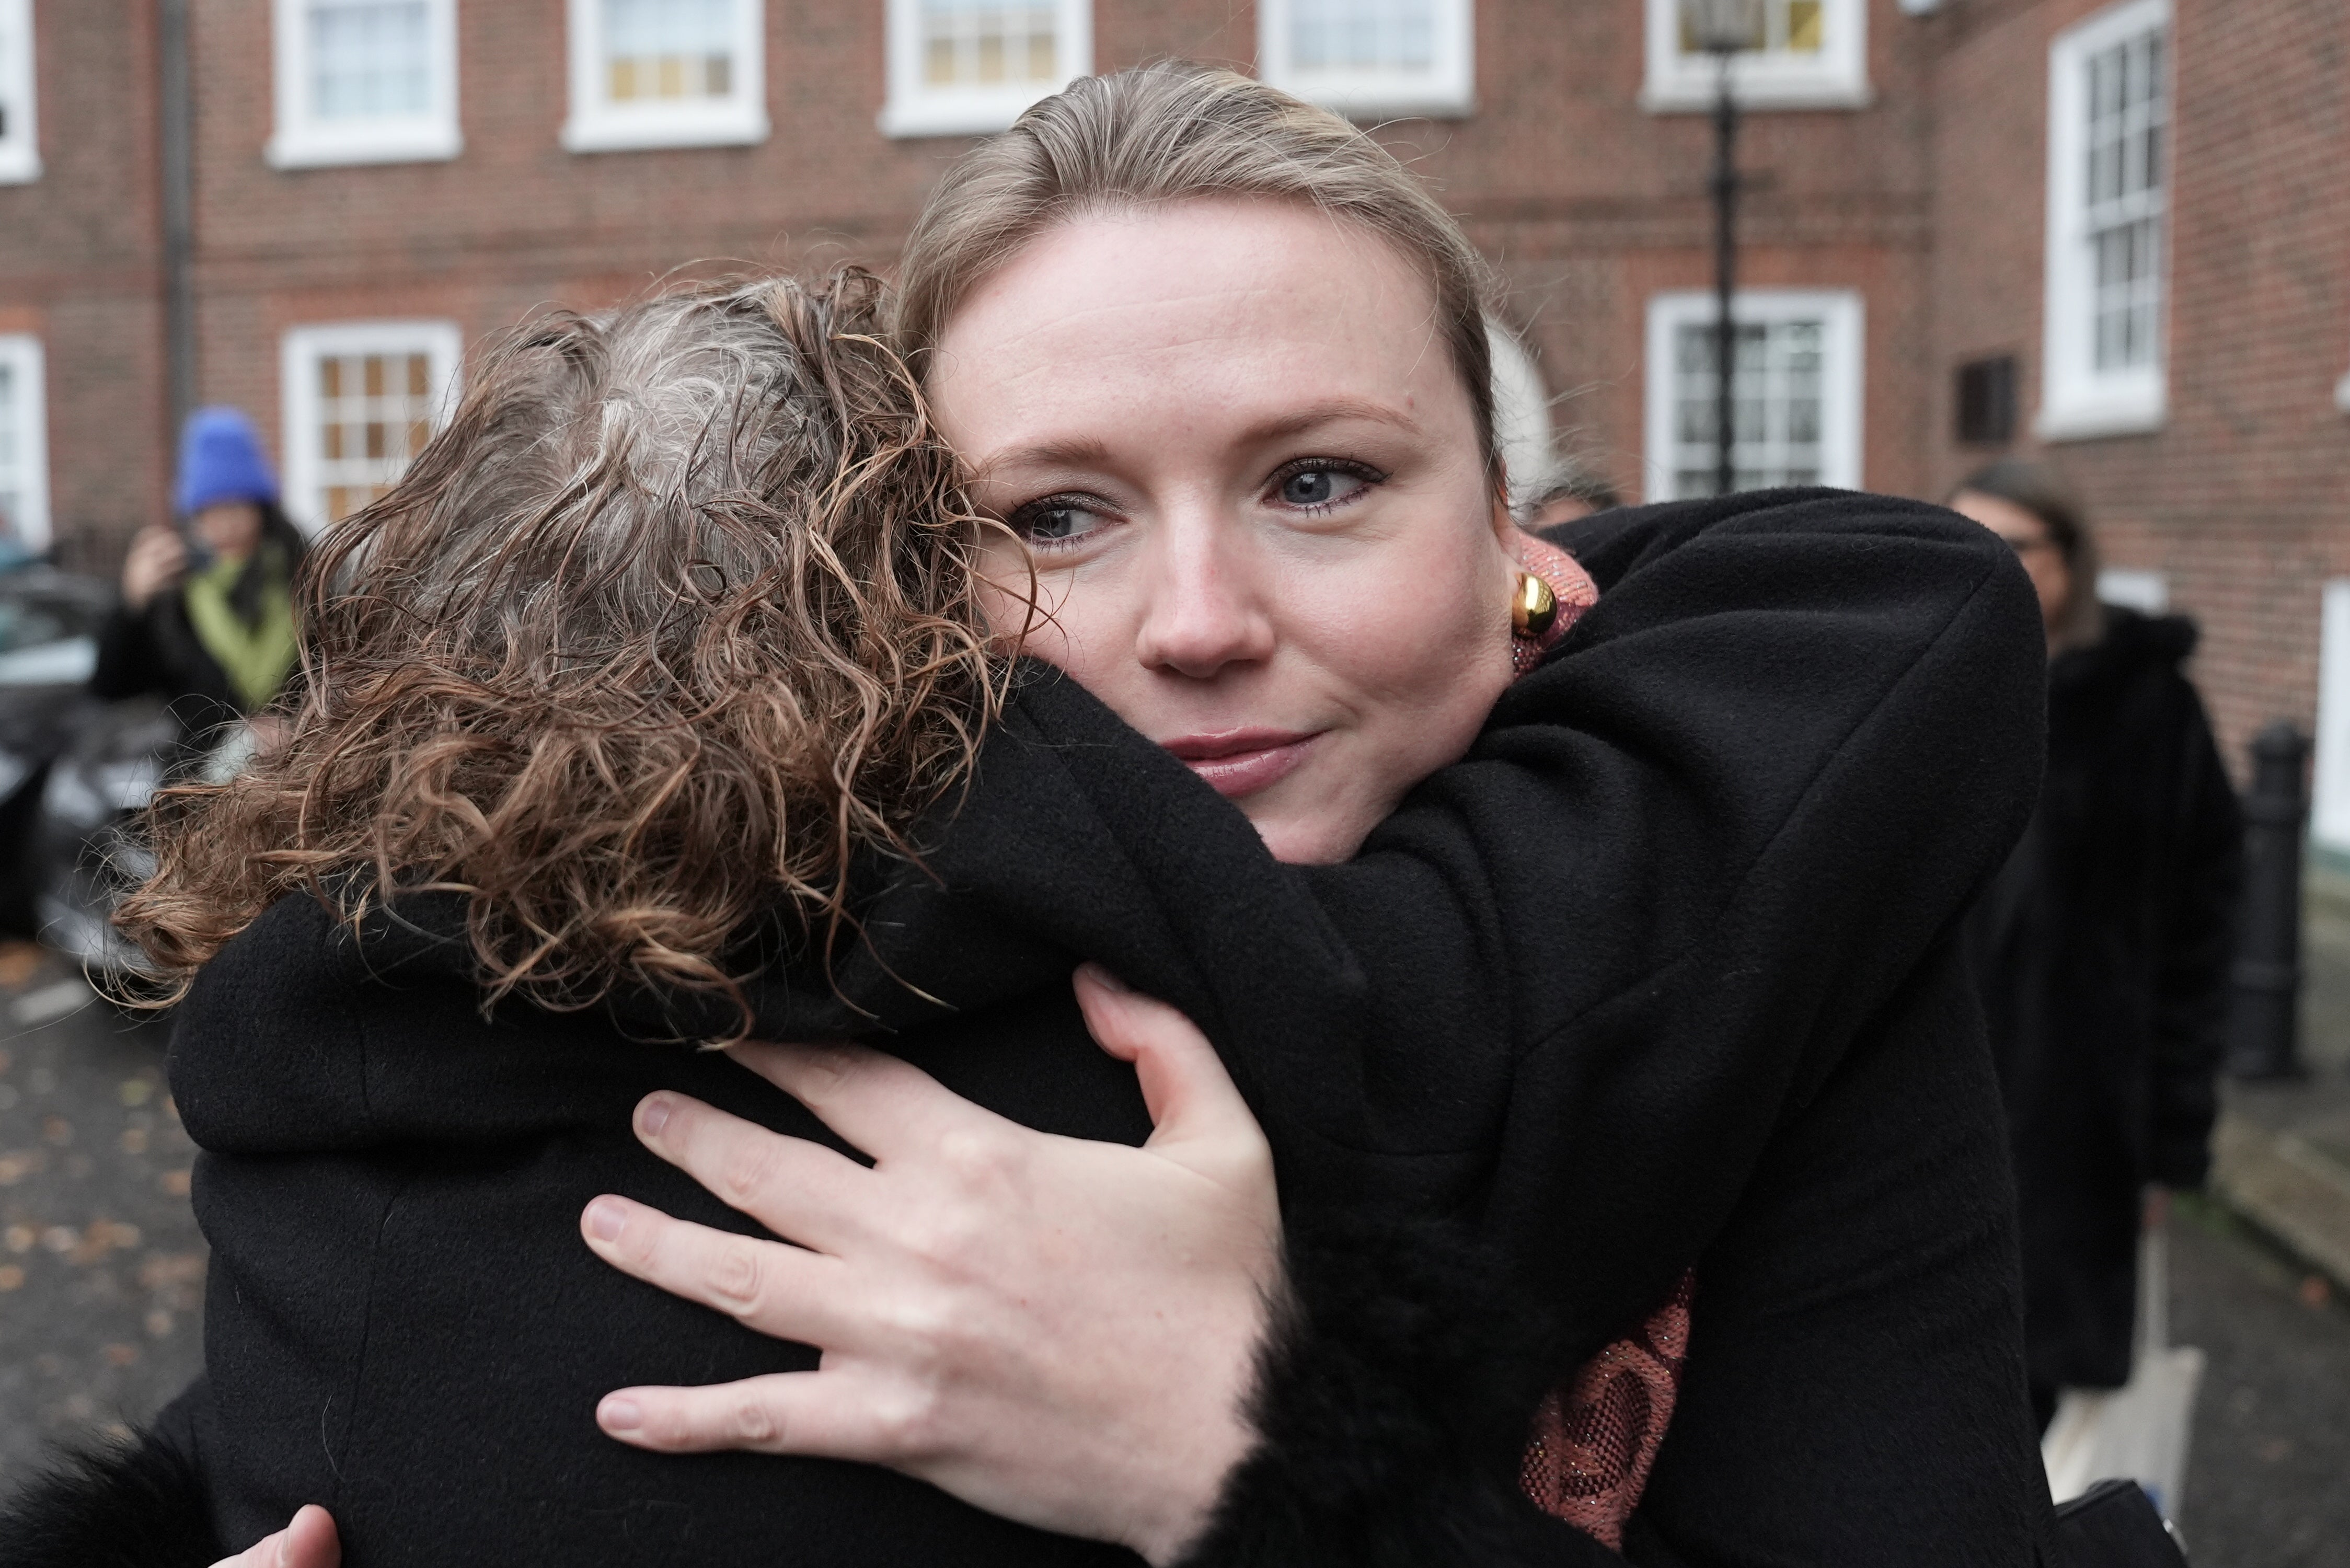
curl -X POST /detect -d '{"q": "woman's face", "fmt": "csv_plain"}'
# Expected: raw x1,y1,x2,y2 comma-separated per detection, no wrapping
192,501,265,562
1950,490,2071,639
929,199,1519,865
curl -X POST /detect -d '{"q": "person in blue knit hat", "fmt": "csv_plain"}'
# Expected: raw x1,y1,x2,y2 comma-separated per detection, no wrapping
92,407,308,730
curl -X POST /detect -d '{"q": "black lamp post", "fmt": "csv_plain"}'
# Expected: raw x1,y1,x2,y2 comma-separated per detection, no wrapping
1685,0,1760,495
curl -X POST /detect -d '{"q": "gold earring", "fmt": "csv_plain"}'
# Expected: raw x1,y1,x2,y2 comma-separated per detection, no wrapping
1512,570,1558,638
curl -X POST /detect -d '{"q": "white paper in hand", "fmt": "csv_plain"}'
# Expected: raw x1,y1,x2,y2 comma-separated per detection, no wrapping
2041,1221,2205,1519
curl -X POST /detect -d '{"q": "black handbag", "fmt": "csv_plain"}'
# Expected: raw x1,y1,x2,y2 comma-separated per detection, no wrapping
2054,1479,2191,1567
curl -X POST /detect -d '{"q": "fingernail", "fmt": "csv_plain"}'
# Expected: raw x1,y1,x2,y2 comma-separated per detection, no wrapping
584,1197,626,1242
637,1094,672,1138
599,1396,643,1432
1077,962,1131,993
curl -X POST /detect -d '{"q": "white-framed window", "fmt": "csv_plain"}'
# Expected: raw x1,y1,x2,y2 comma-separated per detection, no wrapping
1643,289,1864,500
267,0,462,169
279,321,463,530
1257,0,1474,119
2038,0,2168,441
1642,0,1868,112
0,336,50,553
562,0,767,152
880,0,1090,139
0,0,38,183
2315,581,2350,854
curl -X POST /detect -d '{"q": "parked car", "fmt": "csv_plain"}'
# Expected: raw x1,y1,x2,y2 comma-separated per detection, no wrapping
0,566,113,932
31,697,187,976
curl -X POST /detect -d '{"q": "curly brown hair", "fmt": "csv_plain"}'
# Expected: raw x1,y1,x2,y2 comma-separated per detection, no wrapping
112,269,1003,1032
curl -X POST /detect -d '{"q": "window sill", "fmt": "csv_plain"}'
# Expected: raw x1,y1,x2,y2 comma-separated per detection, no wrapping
880,91,1062,139
561,108,770,153
267,122,464,170
1640,74,1873,112
1267,76,1474,120
2034,387,2167,442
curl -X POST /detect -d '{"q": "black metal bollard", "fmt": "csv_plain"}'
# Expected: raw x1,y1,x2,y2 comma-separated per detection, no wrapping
2227,721,2311,1080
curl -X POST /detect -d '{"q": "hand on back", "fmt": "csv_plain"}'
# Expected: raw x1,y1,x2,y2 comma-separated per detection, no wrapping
577,966,1282,1566
209,1504,338,1568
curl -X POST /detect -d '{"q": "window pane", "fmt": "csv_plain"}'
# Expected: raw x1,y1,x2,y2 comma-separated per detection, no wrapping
2079,23,2167,378
1668,315,1833,498
1678,0,1823,59
920,0,1059,90
310,345,442,524
1289,0,1438,74
309,0,431,122
604,0,736,102
1784,0,1824,54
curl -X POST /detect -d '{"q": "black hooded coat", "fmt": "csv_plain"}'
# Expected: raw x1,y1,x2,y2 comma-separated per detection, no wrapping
2,491,2057,1568
1967,608,2241,1393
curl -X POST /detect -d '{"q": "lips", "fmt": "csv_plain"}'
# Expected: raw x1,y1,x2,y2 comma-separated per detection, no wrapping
1158,728,1321,800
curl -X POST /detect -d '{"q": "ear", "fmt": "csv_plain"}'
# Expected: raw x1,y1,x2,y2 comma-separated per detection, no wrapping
1488,472,1522,580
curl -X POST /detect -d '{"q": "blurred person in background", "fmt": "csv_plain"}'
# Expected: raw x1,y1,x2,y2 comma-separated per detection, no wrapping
1517,462,1620,529
1950,458,2242,1431
94,408,306,734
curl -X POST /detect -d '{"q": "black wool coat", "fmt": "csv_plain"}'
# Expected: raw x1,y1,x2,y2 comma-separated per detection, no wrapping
0,491,2058,1568
91,598,246,732
1968,608,2242,1392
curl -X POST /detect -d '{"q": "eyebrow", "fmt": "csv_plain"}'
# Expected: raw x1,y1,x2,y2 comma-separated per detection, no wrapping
976,397,1424,478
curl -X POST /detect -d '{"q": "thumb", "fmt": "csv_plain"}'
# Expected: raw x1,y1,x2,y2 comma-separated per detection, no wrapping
1073,964,1263,1160
282,1505,342,1568
212,1506,339,1568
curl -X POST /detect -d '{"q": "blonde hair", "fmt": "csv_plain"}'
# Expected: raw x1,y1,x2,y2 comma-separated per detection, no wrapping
896,61,1502,474
116,269,1001,1032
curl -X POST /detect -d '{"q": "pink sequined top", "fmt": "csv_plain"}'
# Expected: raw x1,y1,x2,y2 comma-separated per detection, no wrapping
1503,532,1693,1551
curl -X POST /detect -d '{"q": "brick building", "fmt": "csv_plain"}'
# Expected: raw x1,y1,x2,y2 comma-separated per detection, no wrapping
1918,0,2350,833
0,0,2344,801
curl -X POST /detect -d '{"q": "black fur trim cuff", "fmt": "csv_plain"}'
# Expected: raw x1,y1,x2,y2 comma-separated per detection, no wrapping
1172,1215,1622,1568
0,1424,221,1568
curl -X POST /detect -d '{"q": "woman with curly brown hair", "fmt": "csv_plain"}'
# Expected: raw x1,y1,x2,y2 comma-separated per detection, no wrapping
114,271,994,1025
8,68,2053,1568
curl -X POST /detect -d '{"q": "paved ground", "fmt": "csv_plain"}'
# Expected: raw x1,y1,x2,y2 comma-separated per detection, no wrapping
1,941,2346,1566
2171,1196,2350,1566
0,942,203,1478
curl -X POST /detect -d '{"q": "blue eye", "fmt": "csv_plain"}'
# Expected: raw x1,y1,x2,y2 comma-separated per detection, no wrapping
1009,496,1112,550
1281,470,1339,505
1271,461,1379,511
1025,506,1089,541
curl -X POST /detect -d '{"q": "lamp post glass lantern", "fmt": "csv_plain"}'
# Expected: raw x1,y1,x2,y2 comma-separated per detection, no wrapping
1683,0,1761,495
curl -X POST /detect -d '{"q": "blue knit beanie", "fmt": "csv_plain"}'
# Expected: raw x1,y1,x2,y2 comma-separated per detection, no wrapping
175,407,281,516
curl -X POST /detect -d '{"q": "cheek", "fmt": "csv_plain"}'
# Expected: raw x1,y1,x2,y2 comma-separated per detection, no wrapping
1283,529,1516,805
974,550,1120,686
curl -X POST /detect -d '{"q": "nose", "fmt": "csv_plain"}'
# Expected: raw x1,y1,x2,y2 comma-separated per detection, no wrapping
1133,514,1276,680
